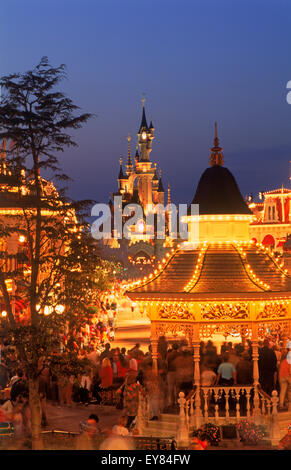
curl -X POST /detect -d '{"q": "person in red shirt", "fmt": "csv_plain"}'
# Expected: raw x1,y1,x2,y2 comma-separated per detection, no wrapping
279,351,291,410
100,358,113,389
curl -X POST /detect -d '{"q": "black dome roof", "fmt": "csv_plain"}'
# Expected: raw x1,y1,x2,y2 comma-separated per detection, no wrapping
188,165,252,215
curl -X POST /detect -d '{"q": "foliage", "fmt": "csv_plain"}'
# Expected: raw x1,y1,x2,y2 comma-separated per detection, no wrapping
192,422,221,444
0,59,117,378
236,420,266,444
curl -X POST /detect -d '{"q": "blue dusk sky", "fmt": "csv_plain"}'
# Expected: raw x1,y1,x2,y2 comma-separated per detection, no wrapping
1,0,291,206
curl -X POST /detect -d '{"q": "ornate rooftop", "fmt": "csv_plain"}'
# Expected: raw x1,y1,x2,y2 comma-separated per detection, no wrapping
127,242,291,300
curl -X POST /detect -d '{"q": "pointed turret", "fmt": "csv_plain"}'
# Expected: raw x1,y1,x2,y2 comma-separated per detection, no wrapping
210,122,224,167
153,162,159,182
118,156,125,180
134,144,139,165
167,182,171,205
139,96,149,132
126,134,133,176
0,139,7,175
158,169,164,193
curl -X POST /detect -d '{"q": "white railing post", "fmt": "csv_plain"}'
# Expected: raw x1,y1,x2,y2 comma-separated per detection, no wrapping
177,392,189,448
193,339,202,429
246,388,251,418
189,395,195,428
270,390,281,444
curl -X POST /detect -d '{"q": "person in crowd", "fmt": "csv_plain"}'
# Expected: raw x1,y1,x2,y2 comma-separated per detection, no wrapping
11,403,24,438
236,351,253,385
258,339,278,396
111,415,130,436
200,360,217,387
116,353,129,380
91,371,102,404
117,373,143,429
10,370,28,403
127,351,138,373
144,369,160,421
77,414,101,450
273,344,282,370
130,343,141,359
79,370,92,405
158,336,168,361
279,350,291,410
58,375,73,407
174,349,194,397
100,343,111,362
100,358,113,389
278,424,291,450
215,353,237,386
0,361,9,390
166,343,179,407
19,392,31,436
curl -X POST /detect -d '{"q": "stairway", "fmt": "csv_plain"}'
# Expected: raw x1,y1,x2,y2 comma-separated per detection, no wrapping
276,410,291,439
141,413,179,438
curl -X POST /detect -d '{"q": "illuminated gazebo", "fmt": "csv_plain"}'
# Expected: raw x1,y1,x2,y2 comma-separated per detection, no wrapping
126,127,291,424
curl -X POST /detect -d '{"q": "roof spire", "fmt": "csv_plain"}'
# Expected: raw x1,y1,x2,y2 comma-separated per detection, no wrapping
0,139,7,175
167,182,171,205
153,162,158,182
210,122,224,167
118,156,125,179
126,134,133,175
139,95,149,132
158,169,164,192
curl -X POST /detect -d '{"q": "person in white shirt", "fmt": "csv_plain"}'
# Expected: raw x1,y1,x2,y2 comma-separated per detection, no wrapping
111,416,130,437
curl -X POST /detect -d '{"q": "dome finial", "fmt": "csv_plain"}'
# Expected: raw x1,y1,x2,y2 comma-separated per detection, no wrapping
210,122,224,167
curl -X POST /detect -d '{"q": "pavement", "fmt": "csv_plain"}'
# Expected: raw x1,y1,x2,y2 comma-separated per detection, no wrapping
43,401,123,434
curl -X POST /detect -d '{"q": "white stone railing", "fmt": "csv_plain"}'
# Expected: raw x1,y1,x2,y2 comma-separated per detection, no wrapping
137,385,280,447
176,386,280,446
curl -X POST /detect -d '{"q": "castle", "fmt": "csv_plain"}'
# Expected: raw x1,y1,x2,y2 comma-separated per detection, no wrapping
102,100,174,274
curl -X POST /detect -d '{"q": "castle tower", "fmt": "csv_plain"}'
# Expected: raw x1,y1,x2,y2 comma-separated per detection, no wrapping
118,157,128,194
135,98,155,212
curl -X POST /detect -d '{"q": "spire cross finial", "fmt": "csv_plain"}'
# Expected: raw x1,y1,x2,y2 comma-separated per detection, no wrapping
159,168,162,178
142,94,146,108
127,133,131,158
215,121,218,138
119,156,123,166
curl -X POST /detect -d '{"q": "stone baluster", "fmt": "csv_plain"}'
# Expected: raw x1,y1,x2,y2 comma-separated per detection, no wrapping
225,389,230,419
252,338,260,422
193,337,202,428
235,390,240,419
214,389,219,421
246,389,251,418
203,388,208,420
177,392,189,448
270,390,280,444
266,399,271,416
189,395,195,428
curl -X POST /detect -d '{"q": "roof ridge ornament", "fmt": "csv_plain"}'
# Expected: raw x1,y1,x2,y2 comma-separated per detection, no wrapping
210,122,224,167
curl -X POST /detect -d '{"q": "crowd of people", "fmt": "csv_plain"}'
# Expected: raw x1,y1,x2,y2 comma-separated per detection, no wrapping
0,334,290,446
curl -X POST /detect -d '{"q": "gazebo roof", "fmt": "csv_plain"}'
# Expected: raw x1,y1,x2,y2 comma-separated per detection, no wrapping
126,242,291,301
188,165,252,215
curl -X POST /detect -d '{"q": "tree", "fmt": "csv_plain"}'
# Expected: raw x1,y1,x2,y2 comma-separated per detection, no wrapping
0,57,115,448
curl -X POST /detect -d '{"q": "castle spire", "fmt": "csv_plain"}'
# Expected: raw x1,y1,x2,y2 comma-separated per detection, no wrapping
126,134,133,175
209,122,224,167
158,169,164,192
167,182,171,205
0,139,7,175
139,96,149,132
118,156,125,179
